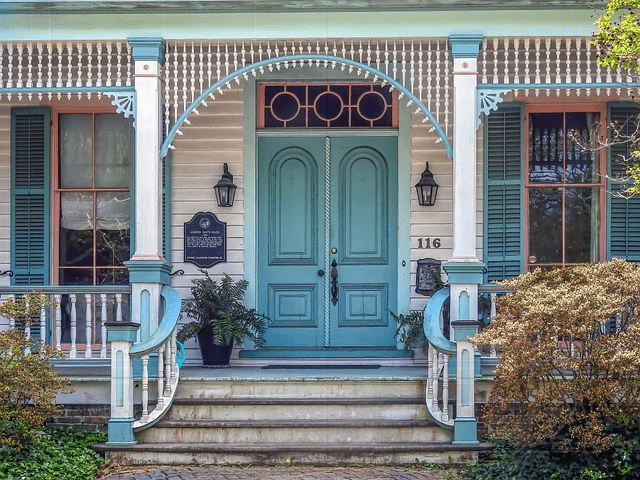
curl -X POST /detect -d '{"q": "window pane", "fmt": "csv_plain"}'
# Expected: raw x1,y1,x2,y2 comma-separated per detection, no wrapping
95,114,132,188
565,187,598,263
529,187,562,264
96,229,130,266
566,112,599,183
96,192,130,230
529,113,563,183
97,268,129,285
60,227,93,267
60,114,93,188
59,268,93,285
61,191,94,230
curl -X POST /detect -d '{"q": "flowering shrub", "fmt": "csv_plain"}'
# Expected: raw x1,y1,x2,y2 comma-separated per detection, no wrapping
472,259,640,451
0,329,71,448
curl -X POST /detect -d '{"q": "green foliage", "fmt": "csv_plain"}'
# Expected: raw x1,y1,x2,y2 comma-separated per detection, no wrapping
177,271,267,347
472,260,640,451
0,292,56,327
0,329,71,448
0,427,107,480
595,0,640,73
392,310,429,354
466,434,640,480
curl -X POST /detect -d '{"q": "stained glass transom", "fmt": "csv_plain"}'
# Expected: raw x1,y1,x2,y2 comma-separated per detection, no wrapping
259,83,398,128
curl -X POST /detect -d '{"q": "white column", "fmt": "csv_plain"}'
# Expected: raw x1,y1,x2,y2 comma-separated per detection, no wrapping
450,34,482,262
129,38,165,261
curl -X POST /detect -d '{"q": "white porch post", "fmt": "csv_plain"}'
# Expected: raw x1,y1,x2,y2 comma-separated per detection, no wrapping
124,38,171,344
444,33,484,445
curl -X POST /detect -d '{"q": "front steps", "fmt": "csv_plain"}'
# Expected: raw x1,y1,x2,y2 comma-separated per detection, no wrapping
102,373,485,465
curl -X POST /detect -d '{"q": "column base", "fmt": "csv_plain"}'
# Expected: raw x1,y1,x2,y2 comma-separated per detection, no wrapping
453,416,479,445
106,418,138,446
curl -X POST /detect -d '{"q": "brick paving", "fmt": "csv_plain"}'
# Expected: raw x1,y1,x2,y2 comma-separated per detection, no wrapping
98,465,465,480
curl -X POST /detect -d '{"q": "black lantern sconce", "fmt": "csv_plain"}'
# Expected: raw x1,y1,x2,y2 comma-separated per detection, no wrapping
213,163,237,207
415,162,439,206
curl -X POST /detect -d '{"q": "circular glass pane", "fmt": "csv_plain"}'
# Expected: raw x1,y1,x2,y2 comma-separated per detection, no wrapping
270,92,300,122
314,91,343,122
357,91,387,121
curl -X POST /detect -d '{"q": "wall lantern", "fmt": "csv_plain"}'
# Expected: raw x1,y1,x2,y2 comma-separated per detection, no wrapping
415,162,439,206
213,163,237,207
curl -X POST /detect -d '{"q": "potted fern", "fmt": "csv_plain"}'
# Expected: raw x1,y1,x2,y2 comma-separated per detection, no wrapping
176,271,267,366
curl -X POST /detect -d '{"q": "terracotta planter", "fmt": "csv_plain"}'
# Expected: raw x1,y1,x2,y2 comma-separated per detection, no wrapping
196,323,234,366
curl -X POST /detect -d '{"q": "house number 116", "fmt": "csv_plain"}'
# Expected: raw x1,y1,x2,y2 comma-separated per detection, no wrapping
418,238,441,249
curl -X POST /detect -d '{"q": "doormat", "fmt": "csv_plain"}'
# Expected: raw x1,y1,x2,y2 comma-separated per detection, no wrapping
262,364,380,370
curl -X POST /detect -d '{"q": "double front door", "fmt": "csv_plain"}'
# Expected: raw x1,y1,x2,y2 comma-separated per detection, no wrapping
258,136,398,348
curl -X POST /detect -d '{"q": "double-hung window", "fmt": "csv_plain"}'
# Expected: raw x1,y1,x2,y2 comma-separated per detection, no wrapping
525,106,606,271
53,109,133,286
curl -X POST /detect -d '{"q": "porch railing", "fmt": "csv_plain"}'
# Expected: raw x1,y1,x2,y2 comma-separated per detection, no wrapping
423,287,456,429
0,285,131,359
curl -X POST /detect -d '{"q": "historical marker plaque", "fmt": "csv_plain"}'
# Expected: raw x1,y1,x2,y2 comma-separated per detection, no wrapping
184,212,227,268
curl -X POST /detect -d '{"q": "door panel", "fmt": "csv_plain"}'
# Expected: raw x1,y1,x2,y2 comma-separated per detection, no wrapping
258,136,397,349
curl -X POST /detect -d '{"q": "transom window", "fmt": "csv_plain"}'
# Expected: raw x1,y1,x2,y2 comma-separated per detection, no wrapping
526,106,606,271
54,111,133,285
258,83,398,128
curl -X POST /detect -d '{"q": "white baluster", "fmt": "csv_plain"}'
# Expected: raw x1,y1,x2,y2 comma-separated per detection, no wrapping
444,48,450,137
435,47,441,128
503,38,510,84
545,38,551,95
7,43,13,90
86,42,93,88
492,38,499,84
111,295,120,325
100,293,108,359
66,42,73,89
26,43,33,88
157,344,164,409
164,341,171,397
426,343,434,402
70,294,77,359
514,38,520,87
106,42,112,87
116,41,123,87
555,38,561,96
84,294,92,358
141,354,149,422
427,41,432,116
54,294,62,352
534,38,541,96
8,295,16,330
76,42,84,89
171,329,177,386
190,42,196,104
418,40,423,103
95,42,103,87
39,300,46,348
442,353,450,422
36,43,43,89
46,42,53,89
16,43,23,89
432,348,439,411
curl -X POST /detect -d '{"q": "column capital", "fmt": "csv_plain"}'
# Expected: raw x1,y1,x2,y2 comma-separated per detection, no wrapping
125,259,172,285
448,33,483,59
443,261,485,284
128,37,166,65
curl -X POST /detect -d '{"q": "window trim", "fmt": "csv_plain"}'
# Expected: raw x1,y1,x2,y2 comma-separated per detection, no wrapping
523,103,607,271
51,105,133,286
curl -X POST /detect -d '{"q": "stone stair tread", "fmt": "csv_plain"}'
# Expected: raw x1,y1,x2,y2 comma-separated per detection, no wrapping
101,441,492,453
155,419,436,428
172,397,426,405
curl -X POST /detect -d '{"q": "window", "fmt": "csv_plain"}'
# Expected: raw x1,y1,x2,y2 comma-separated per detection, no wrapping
525,107,606,270
484,103,639,284
53,111,133,285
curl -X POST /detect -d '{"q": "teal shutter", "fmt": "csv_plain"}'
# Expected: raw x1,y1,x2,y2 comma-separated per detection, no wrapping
484,104,524,282
608,103,640,261
11,108,51,286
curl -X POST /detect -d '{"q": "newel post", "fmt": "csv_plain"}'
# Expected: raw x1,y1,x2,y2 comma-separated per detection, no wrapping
105,321,139,445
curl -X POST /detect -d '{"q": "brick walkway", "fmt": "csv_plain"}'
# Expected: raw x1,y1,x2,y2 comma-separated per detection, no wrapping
98,465,465,480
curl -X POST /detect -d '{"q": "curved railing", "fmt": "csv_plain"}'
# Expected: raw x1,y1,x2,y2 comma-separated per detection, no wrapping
423,287,455,429
130,285,183,432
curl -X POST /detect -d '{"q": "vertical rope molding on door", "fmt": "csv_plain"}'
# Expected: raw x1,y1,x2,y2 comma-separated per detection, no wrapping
324,136,331,348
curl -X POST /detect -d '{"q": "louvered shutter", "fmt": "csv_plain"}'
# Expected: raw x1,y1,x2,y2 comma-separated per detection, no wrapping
484,105,524,282
11,108,50,286
608,103,640,261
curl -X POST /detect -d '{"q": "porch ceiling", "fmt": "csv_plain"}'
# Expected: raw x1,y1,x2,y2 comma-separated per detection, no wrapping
3,0,605,13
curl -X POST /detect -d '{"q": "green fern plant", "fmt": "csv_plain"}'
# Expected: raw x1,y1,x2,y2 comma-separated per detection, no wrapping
176,271,267,347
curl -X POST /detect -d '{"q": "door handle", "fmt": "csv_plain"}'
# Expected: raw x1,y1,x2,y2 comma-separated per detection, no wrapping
330,259,338,305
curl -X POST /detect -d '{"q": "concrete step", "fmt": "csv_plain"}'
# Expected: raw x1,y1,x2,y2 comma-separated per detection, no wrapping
165,397,428,421
101,441,485,466
176,378,427,400
137,418,448,444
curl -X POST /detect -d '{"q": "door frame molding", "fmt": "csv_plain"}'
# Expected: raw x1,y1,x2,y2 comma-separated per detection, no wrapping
243,72,412,350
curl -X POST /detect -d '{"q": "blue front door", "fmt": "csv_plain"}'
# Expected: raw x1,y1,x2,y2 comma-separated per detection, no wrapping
258,136,398,349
